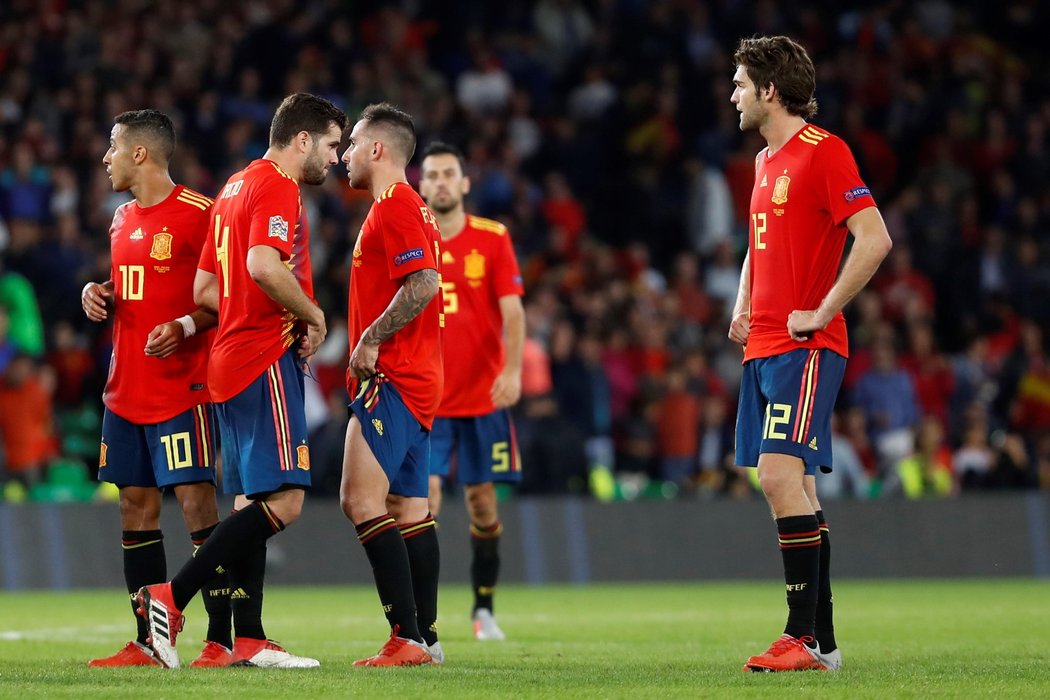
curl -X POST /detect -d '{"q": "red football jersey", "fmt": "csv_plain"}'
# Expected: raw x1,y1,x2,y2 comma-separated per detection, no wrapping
437,215,524,417
104,185,213,423
346,182,444,428
199,159,313,402
745,124,877,361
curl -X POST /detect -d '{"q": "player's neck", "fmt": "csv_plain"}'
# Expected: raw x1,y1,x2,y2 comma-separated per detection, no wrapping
262,148,302,182
369,170,408,200
435,209,466,241
131,172,176,208
761,115,808,155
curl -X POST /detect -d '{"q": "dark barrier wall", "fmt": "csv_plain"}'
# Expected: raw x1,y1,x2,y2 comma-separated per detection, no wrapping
1,494,1048,590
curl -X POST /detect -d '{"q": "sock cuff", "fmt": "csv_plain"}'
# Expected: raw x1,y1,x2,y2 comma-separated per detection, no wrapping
775,514,820,549
121,529,163,549
255,501,286,534
815,510,829,533
189,522,220,548
356,514,398,544
470,520,503,539
398,514,436,540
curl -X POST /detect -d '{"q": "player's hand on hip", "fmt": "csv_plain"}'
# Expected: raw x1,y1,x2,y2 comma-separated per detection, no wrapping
299,315,327,359
81,280,114,322
787,309,825,342
348,338,379,379
491,369,522,408
728,312,750,346
144,321,183,358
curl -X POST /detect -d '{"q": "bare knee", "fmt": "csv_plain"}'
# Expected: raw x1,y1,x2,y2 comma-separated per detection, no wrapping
264,488,305,526
174,482,219,531
465,482,498,526
119,487,162,530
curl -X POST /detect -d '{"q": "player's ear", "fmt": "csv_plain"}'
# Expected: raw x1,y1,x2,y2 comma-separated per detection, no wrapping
372,140,382,161
132,145,147,165
297,130,311,153
461,175,471,196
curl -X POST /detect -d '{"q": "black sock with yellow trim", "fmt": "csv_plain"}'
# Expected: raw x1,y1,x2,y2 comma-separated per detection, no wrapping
357,514,423,642
814,510,837,653
777,514,821,641
123,529,165,645
228,540,267,641
170,501,284,611
400,514,440,646
190,523,233,649
470,520,503,613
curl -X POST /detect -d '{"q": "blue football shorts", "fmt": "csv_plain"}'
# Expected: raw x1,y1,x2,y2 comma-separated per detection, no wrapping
430,409,522,485
348,373,431,498
98,404,217,489
215,348,312,499
735,347,846,475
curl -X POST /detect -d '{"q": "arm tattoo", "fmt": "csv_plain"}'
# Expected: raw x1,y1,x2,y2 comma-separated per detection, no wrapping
362,268,438,345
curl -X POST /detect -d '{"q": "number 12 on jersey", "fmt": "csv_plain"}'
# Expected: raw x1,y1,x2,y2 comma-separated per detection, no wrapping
752,212,767,250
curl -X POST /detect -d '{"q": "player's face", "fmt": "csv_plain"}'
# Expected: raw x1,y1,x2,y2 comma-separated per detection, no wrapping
419,153,469,215
731,65,766,131
102,124,134,192
341,119,373,191
302,123,344,186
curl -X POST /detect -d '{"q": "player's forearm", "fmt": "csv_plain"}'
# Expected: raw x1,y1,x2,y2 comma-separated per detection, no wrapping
251,263,322,326
361,268,439,346
499,295,525,374
732,252,751,318
188,308,217,333
815,212,892,324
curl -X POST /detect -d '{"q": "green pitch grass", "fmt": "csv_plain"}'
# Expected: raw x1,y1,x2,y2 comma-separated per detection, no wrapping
1,580,1049,698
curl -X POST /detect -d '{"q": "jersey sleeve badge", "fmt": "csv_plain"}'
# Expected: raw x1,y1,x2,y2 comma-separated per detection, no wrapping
268,215,289,242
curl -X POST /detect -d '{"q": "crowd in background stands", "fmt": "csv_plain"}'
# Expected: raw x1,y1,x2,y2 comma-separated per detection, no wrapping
1,0,1049,501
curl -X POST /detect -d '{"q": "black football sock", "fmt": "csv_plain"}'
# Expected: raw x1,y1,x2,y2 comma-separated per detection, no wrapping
170,501,284,611
400,514,440,646
356,514,422,643
814,510,837,653
228,539,267,641
122,529,165,645
470,520,502,614
190,523,233,649
777,514,821,641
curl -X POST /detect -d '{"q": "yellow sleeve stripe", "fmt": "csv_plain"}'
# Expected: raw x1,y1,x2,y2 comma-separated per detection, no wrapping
176,194,210,211
378,183,398,201
798,126,828,146
178,189,213,206
468,215,507,235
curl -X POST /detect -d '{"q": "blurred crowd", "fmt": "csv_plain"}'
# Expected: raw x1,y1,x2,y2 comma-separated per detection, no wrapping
1,0,1049,502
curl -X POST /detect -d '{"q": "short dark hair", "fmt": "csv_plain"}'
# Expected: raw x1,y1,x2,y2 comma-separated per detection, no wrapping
421,141,466,171
114,109,176,162
734,35,818,119
269,92,349,148
359,102,416,164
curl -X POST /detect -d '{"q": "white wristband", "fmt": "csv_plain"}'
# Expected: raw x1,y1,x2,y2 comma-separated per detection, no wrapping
176,315,196,338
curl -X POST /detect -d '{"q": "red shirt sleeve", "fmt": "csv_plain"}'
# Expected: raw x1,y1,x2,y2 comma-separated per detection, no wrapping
197,210,217,273
492,228,524,298
248,175,300,259
817,136,877,226
378,192,437,280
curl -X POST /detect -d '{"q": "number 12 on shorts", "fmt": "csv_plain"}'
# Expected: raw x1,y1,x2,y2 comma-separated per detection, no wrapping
763,403,792,440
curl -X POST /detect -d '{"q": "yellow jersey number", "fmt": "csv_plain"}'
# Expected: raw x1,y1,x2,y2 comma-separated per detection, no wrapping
118,264,144,300
752,212,767,250
213,214,231,297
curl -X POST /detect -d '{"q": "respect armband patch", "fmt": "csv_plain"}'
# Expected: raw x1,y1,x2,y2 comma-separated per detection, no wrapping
393,247,425,266
843,186,872,203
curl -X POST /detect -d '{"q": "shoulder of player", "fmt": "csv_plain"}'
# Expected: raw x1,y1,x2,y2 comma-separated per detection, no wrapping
171,186,214,213
466,214,509,237
794,124,847,152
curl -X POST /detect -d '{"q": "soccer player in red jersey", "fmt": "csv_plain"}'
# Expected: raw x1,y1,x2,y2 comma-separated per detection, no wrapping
136,94,346,669
340,103,443,667
81,110,230,668
418,141,525,642
728,36,892,672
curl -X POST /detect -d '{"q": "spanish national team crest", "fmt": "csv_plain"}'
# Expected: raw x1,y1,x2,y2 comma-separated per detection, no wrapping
99,442,108,467
150,231,173,260
771,175,791,205
296,444,310,470
465,249,486,287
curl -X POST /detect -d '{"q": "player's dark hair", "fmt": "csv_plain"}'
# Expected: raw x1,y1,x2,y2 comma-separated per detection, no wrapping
359,102,417,164
421,141,466,172
734,35,818,119
114,109,176,162
269,92,349,148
